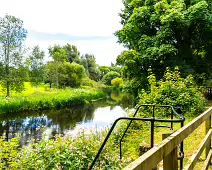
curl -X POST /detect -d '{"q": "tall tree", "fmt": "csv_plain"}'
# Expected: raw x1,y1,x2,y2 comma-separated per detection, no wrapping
63,44,80,63
29,45,45,91
0,14,27,97
44,61,58,89
58,62,85,88
48,45,68,88
80,54,101,81
115,0,212,94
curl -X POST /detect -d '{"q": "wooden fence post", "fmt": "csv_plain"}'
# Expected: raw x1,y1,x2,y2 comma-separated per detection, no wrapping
162,132,178,170
205,114,211,159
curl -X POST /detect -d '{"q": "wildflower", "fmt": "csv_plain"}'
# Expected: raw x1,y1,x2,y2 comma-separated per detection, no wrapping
70,146,77,152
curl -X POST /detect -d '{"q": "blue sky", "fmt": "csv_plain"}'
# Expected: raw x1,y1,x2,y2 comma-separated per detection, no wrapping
0,0,125,66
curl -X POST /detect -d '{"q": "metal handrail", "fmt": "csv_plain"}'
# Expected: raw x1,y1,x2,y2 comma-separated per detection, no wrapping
89,105,185,170
119,104,184,160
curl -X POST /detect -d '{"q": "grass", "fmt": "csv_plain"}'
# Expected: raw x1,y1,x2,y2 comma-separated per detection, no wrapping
0,83,106,114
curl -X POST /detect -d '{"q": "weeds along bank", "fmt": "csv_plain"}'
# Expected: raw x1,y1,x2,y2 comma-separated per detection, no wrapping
0,88,106,114
0,112,209,170
0,128,131,170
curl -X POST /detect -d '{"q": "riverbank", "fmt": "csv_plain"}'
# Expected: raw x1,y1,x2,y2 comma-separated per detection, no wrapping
0,87,106,114
0,112,209,170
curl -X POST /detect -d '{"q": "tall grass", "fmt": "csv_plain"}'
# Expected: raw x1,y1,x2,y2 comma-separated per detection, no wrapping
0,88,106,114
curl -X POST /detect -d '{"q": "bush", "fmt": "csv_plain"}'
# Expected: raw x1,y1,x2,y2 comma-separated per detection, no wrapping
81,77,105,89
0,132,131,170
111,77,124,88
138,68,207,116
101,71,120,85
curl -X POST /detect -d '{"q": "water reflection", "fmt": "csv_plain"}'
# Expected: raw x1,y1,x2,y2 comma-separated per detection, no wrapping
0,92,133,147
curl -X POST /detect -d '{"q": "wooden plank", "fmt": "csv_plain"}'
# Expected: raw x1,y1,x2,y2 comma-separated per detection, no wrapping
163,147,178,170
124,107,212,170
183,129,212,170
205,115,211,158
201,149,212,170
162,131,178,170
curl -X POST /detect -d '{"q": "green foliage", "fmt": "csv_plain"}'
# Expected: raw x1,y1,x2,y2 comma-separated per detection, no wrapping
0,14,27,97
48,45,68,62
63,44,80,63
111,77,124,88
44,61,58,88
99,66,121,80
115,0,212,94
138,68,207,116
28,45,45,88
0,138,20,169
80,54,101,81
48,44,80,64
0,130,131,170
58,62,85,88
101,71,121,86
0,88,106,114
81,77,105,89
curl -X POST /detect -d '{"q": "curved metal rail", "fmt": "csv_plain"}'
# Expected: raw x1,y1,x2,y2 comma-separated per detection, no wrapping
119,104,183,159
89,105,185,170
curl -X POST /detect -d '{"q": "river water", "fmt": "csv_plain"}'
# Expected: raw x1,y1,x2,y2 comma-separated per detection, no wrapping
0,91,133,147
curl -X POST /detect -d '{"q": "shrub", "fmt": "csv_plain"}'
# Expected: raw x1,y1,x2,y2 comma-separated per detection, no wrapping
101,71,120,86
0,132,131,170
138,68,207,116
111,77,124,88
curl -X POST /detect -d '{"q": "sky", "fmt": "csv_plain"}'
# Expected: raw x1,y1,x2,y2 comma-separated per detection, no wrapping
0,0,125,66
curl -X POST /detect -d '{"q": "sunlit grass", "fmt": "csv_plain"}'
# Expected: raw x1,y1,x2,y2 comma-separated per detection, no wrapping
0,82,52,97
0,83,106,114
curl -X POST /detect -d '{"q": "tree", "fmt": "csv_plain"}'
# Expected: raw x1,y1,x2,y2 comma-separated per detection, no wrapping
29,45,45,91
115,0,212,94
48,45,68,62
58,62,85,88
48,44,80,63
0,14,27,97
99,66,121,80
101,71,120,85
111,77,124,88
63,44,80,63
44,61,58,88
80,54,101,81
48,45,68,88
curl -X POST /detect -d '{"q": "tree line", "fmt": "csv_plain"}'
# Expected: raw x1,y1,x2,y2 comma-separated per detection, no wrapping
0,14,122,97
115,0,212,95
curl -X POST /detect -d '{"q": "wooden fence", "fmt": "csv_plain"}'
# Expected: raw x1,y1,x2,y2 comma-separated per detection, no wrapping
124,107,212,170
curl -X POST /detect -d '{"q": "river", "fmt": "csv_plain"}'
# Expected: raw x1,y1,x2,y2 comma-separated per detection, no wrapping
0,91,133,147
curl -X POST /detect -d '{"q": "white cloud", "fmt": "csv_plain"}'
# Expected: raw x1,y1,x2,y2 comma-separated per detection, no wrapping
0,0,125,65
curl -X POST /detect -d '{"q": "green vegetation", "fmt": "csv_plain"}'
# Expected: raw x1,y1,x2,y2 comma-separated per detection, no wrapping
0,14,122,97
28,45,45,91
0,14,27,97
0,112,209,170
0,0,212,169
138,68,207,116
111,77,124,88
0,129,131,170
101,71,121,86
115,0,212,95
0,87,106,114
0,68,208,169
